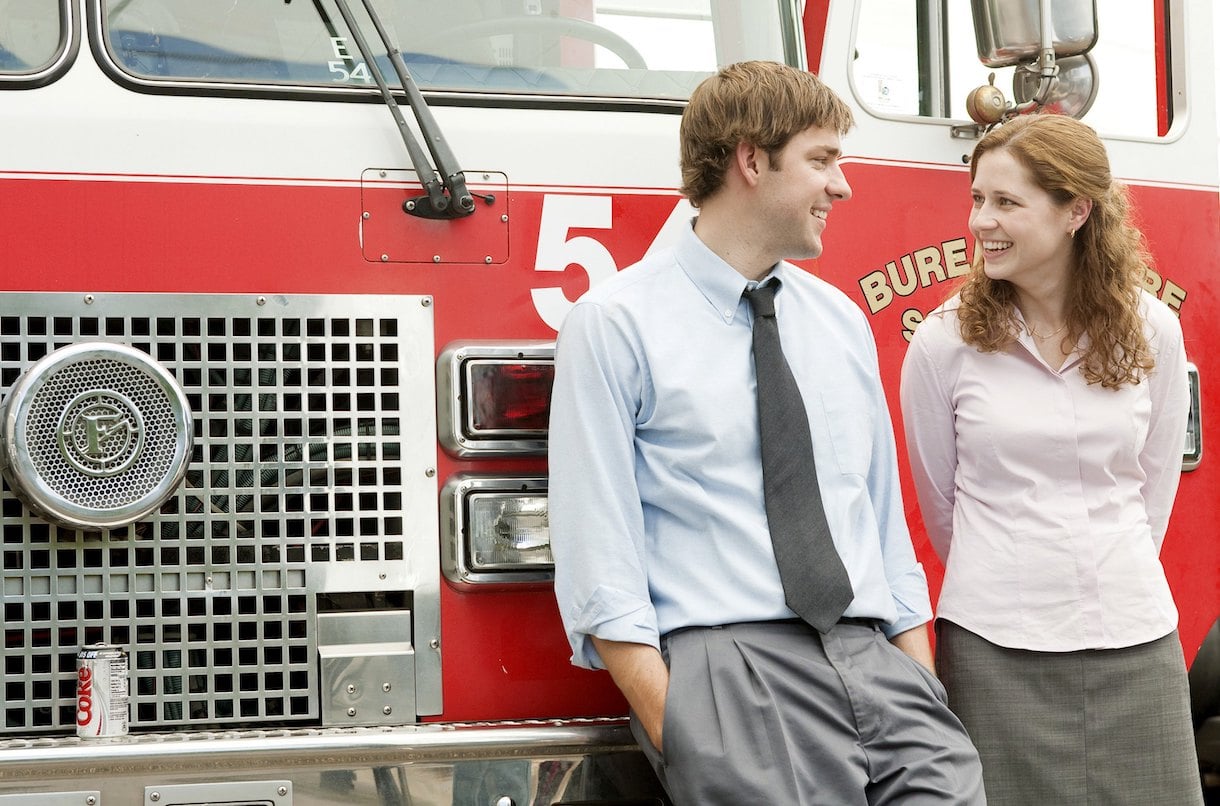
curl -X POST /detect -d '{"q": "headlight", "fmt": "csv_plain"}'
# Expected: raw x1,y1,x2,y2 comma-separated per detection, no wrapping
468,491,551,567
441,475,552,586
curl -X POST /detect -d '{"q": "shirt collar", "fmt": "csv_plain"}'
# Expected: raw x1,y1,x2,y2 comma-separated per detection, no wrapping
674,219,784,324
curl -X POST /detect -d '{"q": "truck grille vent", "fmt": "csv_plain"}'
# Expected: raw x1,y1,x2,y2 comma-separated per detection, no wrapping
0,294,437,735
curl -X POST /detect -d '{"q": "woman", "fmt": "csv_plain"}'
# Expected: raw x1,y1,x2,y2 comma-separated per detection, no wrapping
900,113,1201,805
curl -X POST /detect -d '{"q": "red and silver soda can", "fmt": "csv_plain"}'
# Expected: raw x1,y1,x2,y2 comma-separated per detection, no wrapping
76,643,129,738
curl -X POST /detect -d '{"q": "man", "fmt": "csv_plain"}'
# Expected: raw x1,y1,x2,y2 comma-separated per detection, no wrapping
549,61,985,804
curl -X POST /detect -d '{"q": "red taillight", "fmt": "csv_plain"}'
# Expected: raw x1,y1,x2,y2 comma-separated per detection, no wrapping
464,361,554,436
437,341,553,457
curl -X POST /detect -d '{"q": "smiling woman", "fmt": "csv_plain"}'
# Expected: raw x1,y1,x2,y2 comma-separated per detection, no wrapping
968,149,1087,304
901,114,1203,806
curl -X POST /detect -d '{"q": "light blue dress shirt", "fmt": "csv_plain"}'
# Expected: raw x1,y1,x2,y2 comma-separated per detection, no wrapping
550,223,931,669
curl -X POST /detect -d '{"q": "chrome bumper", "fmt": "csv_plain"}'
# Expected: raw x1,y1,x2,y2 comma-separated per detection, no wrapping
0,719,666,805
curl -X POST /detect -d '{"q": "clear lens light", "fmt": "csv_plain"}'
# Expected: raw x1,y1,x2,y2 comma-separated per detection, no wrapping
468,493,552,569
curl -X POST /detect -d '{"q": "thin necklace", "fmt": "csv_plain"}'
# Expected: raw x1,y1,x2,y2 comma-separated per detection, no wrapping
1026,321,1067,340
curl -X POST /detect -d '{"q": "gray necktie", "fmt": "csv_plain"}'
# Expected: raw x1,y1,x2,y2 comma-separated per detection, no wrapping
745,279,854,632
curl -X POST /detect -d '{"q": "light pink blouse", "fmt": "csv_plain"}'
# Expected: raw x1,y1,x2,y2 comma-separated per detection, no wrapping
900,292,1190,651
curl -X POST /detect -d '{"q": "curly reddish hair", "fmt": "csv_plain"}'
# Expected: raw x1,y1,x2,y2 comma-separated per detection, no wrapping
957,114,1153,388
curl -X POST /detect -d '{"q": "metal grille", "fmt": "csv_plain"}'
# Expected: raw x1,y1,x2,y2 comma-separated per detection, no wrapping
0,293,439,735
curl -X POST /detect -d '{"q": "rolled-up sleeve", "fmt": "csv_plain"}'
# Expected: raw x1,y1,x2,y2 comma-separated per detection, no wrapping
549,300,657,669
899,321,958,564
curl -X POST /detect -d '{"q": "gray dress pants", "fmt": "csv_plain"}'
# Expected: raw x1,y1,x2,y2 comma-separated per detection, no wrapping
631,620,986,805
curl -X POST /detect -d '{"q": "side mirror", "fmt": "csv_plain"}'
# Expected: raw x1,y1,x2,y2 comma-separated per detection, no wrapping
971,0,1097,68
964,0,1099,125
1013,53,1098,118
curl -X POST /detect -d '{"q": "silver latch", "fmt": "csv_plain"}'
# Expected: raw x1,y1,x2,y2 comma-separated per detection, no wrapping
317,610,415,726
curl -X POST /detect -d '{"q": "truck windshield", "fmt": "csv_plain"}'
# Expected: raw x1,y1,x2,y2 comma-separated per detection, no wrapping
100,0,795,101
0,0,66,75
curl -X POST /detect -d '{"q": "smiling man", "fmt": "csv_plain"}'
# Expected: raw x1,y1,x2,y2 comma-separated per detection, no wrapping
549,61,985,805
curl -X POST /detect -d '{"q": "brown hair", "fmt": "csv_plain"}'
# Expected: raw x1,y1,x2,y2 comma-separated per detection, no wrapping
957,114,1153,388
679,61,853,207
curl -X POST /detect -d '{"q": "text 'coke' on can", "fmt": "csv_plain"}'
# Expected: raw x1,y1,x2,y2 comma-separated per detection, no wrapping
76,643,129,739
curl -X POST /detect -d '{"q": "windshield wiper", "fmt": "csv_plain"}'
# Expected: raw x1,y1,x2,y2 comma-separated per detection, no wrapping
331,0,475,219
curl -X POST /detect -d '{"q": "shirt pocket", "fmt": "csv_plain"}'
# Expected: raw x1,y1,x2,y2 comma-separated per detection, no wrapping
817,387,874,477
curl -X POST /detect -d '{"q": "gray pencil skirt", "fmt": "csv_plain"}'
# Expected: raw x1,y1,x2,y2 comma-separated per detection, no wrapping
936,620,1203,806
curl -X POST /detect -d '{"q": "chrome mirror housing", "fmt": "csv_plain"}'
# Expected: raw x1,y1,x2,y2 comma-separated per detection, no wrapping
971,0,1097,68
1013,53,1098,118
964,0,1099,126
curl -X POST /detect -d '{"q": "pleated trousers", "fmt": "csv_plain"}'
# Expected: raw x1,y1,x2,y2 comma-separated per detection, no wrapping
630,619,986,805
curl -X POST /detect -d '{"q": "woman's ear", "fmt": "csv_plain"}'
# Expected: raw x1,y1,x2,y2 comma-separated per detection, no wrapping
1070,196,1094,233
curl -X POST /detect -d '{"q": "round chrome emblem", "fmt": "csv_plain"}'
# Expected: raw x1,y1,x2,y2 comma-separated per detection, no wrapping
0,342,192,530
59,391,146,477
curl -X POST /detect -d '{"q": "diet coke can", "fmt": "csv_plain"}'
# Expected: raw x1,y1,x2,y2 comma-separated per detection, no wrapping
76,643,129,738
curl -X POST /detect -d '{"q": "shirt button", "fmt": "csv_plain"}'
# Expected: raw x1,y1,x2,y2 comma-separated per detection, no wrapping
724,309,732,317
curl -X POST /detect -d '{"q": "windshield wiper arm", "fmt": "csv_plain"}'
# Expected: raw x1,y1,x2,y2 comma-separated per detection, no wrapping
331,0,475,219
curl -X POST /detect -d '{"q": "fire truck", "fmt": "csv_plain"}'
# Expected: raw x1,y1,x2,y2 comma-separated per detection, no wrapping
0,0,1215,803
